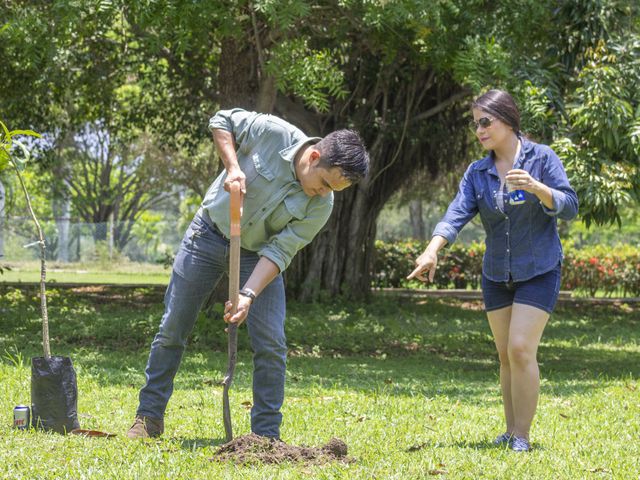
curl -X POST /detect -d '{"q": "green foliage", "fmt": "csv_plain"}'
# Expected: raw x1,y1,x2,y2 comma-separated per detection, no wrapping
554,137,633,228
557,37,640,227
3,0,640,299
0,121,43,236
452,37,512,92
517,79,565,140
90,241,123,270
266,39,347,112
0,168,55,233
568,201,640,245
129,210,163,260
0,121,40,173
253,0,311,30
449,0,640,228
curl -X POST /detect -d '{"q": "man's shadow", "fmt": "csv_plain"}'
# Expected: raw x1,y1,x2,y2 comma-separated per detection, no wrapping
178,437,227,450
446,440,544,452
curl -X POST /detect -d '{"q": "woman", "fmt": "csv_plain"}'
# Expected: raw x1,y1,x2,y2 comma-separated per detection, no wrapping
408,89,578,452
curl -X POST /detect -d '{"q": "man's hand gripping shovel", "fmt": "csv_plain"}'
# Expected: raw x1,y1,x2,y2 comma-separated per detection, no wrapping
222,183,243,442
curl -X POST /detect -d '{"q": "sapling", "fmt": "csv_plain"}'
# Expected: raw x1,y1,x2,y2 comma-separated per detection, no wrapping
1,120,80,434
0,121,50,356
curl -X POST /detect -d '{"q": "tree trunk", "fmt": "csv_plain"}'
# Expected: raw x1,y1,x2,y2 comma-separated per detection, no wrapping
409,199,426,241
256,75,277,114
53,197,71,262
282,77,469,300
212,28,470,301
217,36,259,110
286,183,383,301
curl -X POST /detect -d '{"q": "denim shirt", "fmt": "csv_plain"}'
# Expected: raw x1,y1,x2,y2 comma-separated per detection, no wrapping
204,108,332,273
432,137,578,282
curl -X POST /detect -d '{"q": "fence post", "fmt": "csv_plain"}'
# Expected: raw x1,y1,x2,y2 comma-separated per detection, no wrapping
108,212,114,261
54,197,71,263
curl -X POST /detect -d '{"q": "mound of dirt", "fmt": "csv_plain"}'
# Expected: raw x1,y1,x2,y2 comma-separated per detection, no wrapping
211,434,354,465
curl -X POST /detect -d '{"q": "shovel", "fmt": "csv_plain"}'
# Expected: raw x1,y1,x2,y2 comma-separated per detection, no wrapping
222,182,243,442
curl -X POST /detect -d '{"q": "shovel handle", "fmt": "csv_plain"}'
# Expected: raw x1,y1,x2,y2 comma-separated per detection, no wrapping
228,182,242,311
223,182,243,442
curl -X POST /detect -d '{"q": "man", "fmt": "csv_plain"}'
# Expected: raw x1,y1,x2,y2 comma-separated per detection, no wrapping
127,108,370,439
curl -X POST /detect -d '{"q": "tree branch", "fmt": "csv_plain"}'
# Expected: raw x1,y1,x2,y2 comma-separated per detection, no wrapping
411,89,470,124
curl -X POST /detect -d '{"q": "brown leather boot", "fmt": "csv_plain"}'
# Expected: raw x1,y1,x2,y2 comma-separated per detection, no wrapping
126,415,164,439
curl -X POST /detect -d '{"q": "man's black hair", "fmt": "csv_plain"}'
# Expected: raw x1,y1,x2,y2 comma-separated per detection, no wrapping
316,129,370,183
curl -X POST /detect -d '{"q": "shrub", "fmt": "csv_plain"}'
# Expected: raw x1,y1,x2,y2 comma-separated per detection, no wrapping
372,240,484,290
562,243,640,297
373,239,640,297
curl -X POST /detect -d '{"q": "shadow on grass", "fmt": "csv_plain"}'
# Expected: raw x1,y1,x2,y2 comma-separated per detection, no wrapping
178,437,227,450
439,440,546,452
446,440,499,450
3,341,637,404
2,292,637,403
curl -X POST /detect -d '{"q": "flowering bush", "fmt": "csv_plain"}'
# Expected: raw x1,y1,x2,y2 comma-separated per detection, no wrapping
372,240,485,290
373,239,640,297
562,243,640,297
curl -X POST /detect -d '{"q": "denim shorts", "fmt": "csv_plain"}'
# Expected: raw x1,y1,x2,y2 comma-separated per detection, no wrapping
481,264,562,314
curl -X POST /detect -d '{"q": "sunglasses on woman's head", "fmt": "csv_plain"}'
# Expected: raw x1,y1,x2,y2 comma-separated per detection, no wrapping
470,116,495,131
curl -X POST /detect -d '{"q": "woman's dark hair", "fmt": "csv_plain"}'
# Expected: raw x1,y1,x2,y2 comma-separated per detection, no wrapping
472,89,520,133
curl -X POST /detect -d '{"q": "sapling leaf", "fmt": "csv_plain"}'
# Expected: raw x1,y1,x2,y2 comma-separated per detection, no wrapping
9,129,41,138
0,150,9,171
11,139,31,170
0,120,10,142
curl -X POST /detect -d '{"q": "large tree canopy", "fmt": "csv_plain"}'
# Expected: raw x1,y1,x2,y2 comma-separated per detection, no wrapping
1,0,639,297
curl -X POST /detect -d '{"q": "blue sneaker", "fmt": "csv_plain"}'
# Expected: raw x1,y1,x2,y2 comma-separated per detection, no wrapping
493,432,512,445
511,436,531,452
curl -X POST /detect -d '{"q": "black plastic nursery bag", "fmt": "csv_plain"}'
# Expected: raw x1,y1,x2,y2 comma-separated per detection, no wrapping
31,356,80,434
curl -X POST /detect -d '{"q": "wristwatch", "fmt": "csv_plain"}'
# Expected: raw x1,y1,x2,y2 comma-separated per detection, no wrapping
239,288,257,303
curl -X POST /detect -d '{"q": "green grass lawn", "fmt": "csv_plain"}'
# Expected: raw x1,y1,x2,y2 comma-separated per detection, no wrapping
1,261,171,285
0,287,638,479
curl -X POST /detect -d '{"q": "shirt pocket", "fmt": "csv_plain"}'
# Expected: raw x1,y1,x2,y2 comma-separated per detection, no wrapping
477,188,505,218
474,189,489,213
243,152,276,198
266,196,306,233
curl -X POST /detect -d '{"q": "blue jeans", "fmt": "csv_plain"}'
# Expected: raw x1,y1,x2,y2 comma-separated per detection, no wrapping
137,213,287,438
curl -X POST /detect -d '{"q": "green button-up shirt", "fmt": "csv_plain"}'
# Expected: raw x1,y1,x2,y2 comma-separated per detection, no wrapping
204,108,333,272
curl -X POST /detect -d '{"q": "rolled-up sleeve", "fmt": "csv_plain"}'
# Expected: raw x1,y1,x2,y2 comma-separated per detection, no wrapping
259,198,333,272
432,164,479,245
540,149,579,220
209,108,264,150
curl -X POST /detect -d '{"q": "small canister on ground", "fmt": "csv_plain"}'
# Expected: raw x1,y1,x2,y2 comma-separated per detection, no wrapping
13,405,30,430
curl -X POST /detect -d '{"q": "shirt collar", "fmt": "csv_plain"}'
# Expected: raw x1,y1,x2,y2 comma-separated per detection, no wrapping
520,136,536,161
476,134,534,173
279,137,322,179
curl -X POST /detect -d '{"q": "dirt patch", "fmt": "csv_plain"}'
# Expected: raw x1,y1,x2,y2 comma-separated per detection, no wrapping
458,300,485,311
432,297,485,311
211,434,354,465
